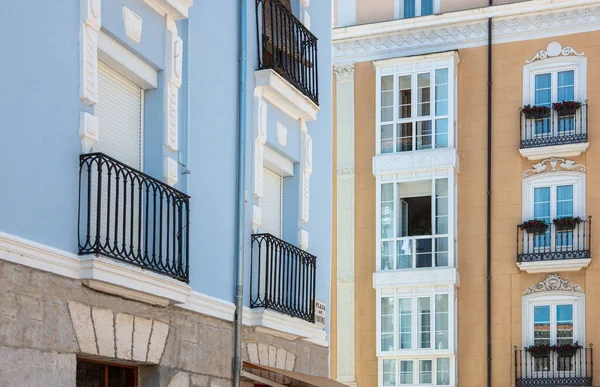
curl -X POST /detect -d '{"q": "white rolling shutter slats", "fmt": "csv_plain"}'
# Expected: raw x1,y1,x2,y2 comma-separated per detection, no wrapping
94,60,142,169
261,167,283,238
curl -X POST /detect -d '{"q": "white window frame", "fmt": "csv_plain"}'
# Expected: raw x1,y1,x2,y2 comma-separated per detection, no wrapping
522,172,586,222
523,56,587,105
376,285,456,356
522,292,585,348
376,169,457,272
379,356,455,386
394,0,440,19
375,54,458,156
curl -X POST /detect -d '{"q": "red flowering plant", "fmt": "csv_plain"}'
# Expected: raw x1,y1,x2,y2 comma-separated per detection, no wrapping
522,104,551,119
526,344,552,358
520,219,549,234
552,100,582,116
553,342,583,357
553,216,583,231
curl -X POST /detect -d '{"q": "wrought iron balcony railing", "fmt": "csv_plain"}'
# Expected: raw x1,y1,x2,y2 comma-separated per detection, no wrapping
517,217,591,264
256,0,319,105
520,104,588,149
250,233,317,322
515,347,593,387
78,153,190,282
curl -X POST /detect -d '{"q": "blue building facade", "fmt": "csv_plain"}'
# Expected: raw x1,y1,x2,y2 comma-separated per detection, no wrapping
0,0,333,385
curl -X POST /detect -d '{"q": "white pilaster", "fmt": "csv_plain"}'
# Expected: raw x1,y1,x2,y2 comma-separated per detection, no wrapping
164,19,182,152
300,120,312,224
334,63,357,387
80,0,101,105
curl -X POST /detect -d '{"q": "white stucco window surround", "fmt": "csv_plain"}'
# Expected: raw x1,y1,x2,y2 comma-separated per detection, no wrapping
373,51,460,159
519,168,590,273
522,274,585,349
521,43,588,160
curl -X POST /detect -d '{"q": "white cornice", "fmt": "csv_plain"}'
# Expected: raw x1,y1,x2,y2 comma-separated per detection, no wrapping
373,148,458,176
517,259,591,274
333,1,600,63
373,50,460,68
373,267,460,288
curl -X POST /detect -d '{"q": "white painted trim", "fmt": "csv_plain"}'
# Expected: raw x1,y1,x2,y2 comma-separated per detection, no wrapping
142,0,192,19
122,6,143,44
373,50,460,68
243,308,328,347
80,255,191,305
333,2,600,63
519,143,590,161
522,171,586,222
264,146,294,177
522,291,585,348
517,259,591,273
373,268,460,288
523,55,587,105
377,356,456,387
373,150,459,175
0,232,327,343
255,70,319,122
97,32,157,89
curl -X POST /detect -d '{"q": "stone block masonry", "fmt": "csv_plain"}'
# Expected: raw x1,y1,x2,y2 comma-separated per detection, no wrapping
0,260,328,386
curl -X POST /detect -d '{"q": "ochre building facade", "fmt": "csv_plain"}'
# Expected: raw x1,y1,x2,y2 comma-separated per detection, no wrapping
331,0,600,386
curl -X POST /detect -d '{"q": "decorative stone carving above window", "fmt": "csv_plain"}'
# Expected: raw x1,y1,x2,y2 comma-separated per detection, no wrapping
524,274,583,295
523,157,585,177
123,7,143,44
525,41,584,64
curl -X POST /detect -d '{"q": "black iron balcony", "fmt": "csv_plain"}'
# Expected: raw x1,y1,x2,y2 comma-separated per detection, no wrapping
517,217,591,264
515,347,593,386
78,153,190,282
256,0,319,105
250,233,317,322
520,103,588,149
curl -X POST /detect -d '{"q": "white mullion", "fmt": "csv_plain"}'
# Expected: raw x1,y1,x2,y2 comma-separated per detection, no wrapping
432,177,437,267
433,353,438,385
393,70,398,153
450,60,456,149
430,294,435,350
412,296,418,350
393,179,398,271
449,171,456,268
376,179,381,271
415,0,421,17
394,296,399,352
432,69,436,149
551,304,557,345
412,70,417,151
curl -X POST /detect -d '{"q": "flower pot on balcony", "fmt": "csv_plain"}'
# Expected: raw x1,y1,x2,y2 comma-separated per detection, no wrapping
526,345,552,358
556,107,578,117
553,217,582,231
525,110,551,119
554,343,582,357
521,220,549,235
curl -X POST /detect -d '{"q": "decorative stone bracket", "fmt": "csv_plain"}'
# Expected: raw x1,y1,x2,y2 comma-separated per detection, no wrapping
526,41,584,64
68,301,169,364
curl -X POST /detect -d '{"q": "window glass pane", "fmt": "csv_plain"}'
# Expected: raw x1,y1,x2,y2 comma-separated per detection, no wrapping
381,124,394,154
398,75,412,119
557,185,574,217
533,187,551,248
556,304,574,346
435,295,449,349
435,119,448,149
533,305,551,346
436,358,450,385
418,297,431,348
404,0,415,18
558,70,575,101
419,360,433,384
416,121,432,150
383,359,396,386
417,73,431,117
435,178,449,235
381,75,394,122
397,239,413,269
435,237,448,267
435,69,448,116
381,241,394,271
421,0,433,16
398,298,412,349
381,297,395,351
535,73,551,106
397,123,413,152
381,184,394,239
400,361,414,384
415,238,432,268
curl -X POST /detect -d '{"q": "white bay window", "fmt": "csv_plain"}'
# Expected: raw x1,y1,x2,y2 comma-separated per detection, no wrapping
381,357,452,386
379,174,455,271
376,55,457,155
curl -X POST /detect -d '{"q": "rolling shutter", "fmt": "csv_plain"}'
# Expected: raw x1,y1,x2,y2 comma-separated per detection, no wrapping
94,60,142,169
261,167,283,238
